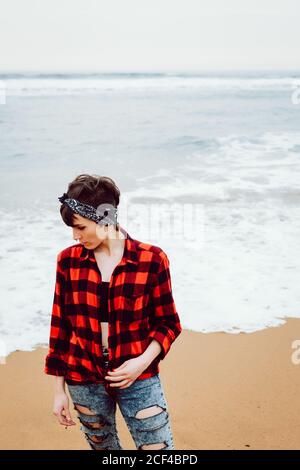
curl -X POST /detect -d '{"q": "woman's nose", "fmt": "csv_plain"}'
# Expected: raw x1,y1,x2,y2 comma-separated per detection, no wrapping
72,230,81,241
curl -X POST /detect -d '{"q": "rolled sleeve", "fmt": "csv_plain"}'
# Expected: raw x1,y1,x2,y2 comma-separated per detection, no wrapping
44,253,70,376
148,252,182,360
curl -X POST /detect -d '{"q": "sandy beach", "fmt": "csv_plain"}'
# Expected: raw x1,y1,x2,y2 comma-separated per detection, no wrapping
1,318,300,450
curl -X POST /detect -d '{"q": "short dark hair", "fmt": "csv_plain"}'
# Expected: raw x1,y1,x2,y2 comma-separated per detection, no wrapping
60,174,121,228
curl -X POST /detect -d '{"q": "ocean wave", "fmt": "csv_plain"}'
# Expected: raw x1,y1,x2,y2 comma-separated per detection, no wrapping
1,72,300,96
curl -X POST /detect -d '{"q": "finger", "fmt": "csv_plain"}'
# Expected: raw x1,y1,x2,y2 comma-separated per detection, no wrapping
110,378,131,387
60,410,75,426
119,381,133,389
64,409,76,425
58,411,68,425
107,370,127,375
105,373,128,381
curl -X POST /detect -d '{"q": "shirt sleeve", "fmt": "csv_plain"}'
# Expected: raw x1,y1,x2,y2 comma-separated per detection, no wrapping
44,253,71,376
148,252,182,361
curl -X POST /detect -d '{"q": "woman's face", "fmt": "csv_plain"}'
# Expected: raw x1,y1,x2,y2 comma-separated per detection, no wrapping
72,213,110,248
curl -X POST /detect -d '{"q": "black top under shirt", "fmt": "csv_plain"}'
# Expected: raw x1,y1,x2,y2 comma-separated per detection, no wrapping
100,281,109,322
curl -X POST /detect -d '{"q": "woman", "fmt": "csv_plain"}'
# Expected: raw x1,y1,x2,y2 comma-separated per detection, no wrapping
44,174,182,450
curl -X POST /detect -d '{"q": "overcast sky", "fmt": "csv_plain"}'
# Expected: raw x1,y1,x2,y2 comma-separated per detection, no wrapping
0,0,299,72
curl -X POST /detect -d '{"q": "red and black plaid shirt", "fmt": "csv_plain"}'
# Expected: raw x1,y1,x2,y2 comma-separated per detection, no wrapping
44,227,182,384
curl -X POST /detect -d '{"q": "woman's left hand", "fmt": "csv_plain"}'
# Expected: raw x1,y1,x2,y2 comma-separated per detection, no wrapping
104,356,149,389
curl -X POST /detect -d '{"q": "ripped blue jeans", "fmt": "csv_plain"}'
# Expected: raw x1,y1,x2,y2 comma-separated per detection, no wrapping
66,347,175,450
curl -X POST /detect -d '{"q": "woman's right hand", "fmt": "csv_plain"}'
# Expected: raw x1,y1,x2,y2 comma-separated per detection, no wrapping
53,392,76,427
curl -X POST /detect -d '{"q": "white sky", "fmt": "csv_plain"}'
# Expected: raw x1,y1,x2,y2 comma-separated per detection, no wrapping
0,0,299,72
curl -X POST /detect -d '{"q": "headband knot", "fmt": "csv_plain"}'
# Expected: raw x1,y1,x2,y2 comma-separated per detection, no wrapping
58,192,69,204
58,192,118,226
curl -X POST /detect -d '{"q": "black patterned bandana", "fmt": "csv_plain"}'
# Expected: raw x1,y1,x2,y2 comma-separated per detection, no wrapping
58,192,118,225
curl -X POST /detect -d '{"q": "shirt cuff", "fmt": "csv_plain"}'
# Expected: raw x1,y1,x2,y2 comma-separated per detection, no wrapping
44,355,67,376
148,327,176,360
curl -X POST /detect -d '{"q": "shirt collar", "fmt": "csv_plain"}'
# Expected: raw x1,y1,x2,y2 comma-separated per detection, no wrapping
79,225,138,265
